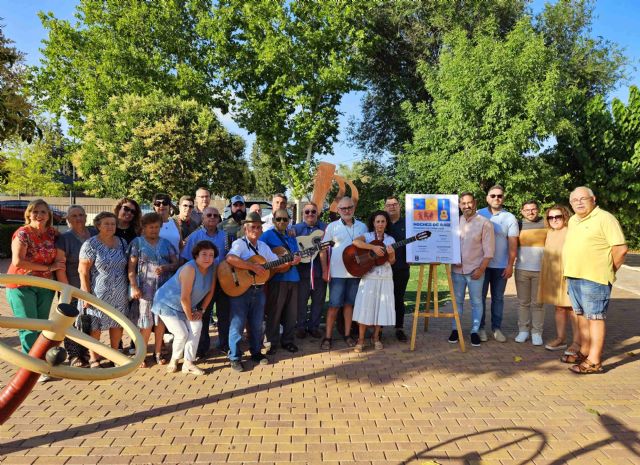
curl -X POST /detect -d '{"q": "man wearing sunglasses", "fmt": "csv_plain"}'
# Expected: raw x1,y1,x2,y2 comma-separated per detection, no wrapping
562,186,627,374
181,207,228,358
260,209,303,354
477,185,519,343
173,195,199,243
514,200,547,346
293,201,327,339
320,196,367,350
190,187,211,227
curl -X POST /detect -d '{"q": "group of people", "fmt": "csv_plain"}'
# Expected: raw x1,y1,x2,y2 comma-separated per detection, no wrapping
451,185,627,374
5,184,627,378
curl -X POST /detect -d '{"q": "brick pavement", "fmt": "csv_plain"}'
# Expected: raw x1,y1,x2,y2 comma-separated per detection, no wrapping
0,270,639,465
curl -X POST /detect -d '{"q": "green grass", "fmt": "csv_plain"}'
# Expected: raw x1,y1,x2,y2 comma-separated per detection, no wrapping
404,265,452,314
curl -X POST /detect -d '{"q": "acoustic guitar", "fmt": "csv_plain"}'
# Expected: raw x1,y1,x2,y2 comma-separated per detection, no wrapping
218,240,333,297
342,230,431,277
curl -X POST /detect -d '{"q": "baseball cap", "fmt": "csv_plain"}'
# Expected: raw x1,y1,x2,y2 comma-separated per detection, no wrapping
230,195,245,204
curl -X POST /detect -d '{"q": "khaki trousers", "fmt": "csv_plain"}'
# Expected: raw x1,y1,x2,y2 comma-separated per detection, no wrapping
515,269,545,334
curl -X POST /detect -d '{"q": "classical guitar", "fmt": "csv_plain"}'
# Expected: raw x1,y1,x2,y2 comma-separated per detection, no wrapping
218,240,333,297
342,230,431,277
295,229,325,263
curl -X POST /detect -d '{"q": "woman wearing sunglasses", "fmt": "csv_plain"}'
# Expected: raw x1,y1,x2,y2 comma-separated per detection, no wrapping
537,205,580,357
152,193,182,253
114,198,141,245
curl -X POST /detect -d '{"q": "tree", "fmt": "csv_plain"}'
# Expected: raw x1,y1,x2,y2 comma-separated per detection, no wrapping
0,23,40,144
336,158,396,220
1,124,70,196
248,143,286,197
400,19,568,210
32,0,222,136
74,93,250,200
206,0,369,197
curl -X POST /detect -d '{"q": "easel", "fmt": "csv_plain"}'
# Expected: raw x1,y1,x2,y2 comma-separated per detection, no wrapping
410,263,466,352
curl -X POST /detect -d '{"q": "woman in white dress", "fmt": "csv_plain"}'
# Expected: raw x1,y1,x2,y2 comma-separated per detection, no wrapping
352,210,396,352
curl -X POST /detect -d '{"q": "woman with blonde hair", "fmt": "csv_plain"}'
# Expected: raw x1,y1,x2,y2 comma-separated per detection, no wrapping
537,204,581,359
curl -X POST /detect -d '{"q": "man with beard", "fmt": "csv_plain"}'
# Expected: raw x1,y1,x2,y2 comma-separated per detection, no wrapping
450,192,494,347
220,195,247,247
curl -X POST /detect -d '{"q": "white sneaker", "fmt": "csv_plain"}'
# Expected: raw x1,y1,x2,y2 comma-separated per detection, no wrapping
182,362,205,376
531,334,543,346
493,329,507,343
515,331,529,343
166,361,179,373
163,333,174,344
38,374,51,383
478,329,488,342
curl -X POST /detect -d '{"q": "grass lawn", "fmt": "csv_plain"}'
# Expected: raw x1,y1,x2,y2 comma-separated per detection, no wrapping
403,264,452,314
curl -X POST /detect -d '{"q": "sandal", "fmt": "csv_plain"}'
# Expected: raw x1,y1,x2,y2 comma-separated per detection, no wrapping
320,337,332,351
100,360,115,368
344,336,356,348
565,343,581,356
89,359,102,369
561,351,586,364
139,357,152,369
569,359,603,374
69,357,88,368
373,340,383,351
354,341,365,353
155,353,168,365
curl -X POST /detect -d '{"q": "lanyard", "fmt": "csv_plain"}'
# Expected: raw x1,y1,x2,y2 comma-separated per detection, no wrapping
243,238,260,256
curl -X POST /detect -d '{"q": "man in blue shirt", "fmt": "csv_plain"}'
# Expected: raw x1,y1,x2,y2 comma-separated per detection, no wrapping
478,185,519,343
261,208,302,354
293,201,327,339
180,207,228,358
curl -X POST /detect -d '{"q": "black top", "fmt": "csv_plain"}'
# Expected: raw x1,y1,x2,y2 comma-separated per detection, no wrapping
115,226,138,245
387,216,409,270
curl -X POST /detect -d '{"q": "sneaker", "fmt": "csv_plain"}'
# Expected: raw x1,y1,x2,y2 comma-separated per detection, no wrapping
230,360,244,372
493,329,507,343
478,329,488,342
448,330,459,343
38,374,52,383
515,331,529,343
166,361,179,373
251,354,269,365
531,334,543,346
396,329,408,343
470,333,481,347
182,362,205,376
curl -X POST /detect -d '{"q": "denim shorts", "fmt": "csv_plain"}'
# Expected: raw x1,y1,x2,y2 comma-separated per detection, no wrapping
328,277,360,307
567,278,612,320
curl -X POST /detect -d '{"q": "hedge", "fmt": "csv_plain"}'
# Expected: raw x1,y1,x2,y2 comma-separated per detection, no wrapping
0,224,21,258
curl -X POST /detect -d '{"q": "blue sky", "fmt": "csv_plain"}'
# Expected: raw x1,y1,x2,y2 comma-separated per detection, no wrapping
2,0,638,166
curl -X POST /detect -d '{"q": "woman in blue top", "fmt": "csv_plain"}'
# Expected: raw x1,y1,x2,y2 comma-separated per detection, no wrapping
152,240,217,376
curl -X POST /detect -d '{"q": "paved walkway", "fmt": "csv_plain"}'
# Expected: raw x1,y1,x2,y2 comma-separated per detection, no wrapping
0,269,639,464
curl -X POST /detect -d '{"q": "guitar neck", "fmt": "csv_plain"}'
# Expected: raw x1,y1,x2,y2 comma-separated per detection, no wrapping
392,235,420,250
263,254,293,270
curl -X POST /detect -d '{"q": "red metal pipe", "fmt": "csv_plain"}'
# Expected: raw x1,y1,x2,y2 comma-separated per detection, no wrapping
0,334,59,424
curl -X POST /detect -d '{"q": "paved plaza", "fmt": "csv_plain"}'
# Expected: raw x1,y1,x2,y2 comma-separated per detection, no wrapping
0,263,639,465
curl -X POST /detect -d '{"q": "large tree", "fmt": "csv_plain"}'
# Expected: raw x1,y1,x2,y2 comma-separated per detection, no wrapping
75,93,249,200
206,0,369,197
32,0,221,135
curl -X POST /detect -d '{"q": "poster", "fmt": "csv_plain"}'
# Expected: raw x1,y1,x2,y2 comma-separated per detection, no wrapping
405,194,460,264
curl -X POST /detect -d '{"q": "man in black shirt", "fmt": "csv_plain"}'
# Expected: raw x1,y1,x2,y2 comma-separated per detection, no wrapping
385,196,409,342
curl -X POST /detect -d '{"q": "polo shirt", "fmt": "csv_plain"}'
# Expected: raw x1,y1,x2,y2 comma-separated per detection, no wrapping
563,206,626,285
228,237,278,263
453,213,495,275
478,207,519,269
515,218,547,272
181,227,227,265
260,228,300,282
322,219,367,278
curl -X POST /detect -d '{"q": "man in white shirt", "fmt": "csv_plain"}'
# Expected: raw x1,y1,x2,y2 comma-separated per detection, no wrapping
262,193,288,231
319,196,367,350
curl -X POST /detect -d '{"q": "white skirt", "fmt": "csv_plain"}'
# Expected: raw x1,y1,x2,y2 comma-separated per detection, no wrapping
352,274,395,326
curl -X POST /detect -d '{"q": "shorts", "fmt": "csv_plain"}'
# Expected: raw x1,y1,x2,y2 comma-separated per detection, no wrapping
328,277,360,307
567,278,611,320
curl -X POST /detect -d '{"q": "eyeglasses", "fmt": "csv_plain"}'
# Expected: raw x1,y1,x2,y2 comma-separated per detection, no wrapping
304,209,317,215
338,206,354,211
205,213,221,218
488,194,504,199
122,205,136,214
385,203,399,207
181,204,194,209
547,215,564,221
570,196,592,204
522,208,538,213
153,200,170,207
275,217,289,222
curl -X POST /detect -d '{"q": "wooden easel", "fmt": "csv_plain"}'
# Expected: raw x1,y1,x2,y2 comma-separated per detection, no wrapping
410,263,466,352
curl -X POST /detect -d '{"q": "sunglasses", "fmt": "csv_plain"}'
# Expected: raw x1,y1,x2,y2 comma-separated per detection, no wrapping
205,213,221,218
304,209,317,215
275,217,289,222
154,199,170,207
547,215,564,221
122,205,136,214
488,194,504,199
181,204,194,209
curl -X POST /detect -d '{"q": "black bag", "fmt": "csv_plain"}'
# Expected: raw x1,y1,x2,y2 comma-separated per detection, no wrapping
64,303,91,362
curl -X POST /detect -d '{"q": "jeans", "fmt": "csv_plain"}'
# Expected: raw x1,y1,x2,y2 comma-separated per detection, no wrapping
296,274,326,331
6,286,55,353
480,267,507,331
392,267,410,329
451,271,484,333
567,278,612,320
196,297,214,357
228,287,266,361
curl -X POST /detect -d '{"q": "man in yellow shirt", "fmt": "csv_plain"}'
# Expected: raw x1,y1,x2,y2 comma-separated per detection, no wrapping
562,187,627,374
